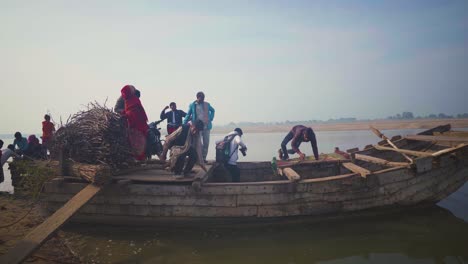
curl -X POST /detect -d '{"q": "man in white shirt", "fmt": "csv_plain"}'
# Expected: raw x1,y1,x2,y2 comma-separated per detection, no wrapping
216,128,247,182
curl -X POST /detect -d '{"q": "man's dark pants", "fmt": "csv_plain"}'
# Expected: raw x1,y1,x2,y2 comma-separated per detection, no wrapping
174,147,197,174
280,132,297,160
225,164,240,182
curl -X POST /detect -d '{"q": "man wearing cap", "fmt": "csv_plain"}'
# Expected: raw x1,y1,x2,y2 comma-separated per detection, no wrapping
216,128,247,182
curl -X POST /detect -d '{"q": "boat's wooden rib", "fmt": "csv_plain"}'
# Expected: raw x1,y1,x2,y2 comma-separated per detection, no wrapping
374,145,433,157
370,126,413,163
431,144,468,157
282,168,301,181
354,153,409,167
406,135,468,143
342,162,371,177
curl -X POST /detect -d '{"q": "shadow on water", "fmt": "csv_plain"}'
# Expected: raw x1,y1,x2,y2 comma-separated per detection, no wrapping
63,206,468,264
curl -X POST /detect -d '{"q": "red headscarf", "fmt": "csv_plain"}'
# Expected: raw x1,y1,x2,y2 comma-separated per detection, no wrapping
121,85,148,160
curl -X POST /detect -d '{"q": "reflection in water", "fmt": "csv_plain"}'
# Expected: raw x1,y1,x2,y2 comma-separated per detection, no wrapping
63,206,468,264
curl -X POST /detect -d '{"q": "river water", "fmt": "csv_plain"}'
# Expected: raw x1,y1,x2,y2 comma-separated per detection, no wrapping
2,128,468,263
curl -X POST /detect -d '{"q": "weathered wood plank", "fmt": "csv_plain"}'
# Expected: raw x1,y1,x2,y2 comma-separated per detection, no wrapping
282,168,301,181
354,153,409,167
45,193,238,207
46,202,259,218
431,144,468,157
342,162,371,177
370,126,413,163
374,145,433,157
1,184,101,264
406,135,468,143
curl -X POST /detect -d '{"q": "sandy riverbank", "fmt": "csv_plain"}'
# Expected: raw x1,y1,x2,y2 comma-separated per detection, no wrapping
211,119,468,134
0,193,80,263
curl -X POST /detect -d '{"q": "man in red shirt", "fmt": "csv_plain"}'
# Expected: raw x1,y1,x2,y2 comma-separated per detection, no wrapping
42,114,55,145
278,125,319,161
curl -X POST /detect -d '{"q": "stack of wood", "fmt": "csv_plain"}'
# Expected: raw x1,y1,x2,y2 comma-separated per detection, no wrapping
50,102,133,170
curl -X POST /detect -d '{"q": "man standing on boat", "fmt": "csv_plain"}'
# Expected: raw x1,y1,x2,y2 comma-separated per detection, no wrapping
216,128,247,182
160,102,187,135
159,120,206,179
278,125,319,161
183,91,215,162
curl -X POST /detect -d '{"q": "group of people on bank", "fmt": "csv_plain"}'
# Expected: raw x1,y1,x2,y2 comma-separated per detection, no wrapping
0,114,56,182
116,85,319,182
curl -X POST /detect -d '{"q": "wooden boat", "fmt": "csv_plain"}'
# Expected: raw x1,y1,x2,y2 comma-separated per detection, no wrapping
40,124,468,225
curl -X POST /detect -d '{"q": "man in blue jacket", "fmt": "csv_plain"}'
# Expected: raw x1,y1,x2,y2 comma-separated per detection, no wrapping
183,91,215,161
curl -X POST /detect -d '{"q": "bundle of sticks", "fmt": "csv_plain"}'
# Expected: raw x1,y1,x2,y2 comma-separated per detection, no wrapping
50,102,133,170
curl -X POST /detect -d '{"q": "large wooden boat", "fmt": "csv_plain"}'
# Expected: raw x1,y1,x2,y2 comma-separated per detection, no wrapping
40,125,468,224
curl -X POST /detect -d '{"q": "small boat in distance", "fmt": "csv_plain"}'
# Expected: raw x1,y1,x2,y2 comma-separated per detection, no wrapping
41,124,468,225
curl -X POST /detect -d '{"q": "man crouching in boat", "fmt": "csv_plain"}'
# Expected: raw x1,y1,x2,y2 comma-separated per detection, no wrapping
159,120,206,179
278,125,319,161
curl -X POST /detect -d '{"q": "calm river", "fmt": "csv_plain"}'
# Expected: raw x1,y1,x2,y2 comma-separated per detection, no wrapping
2,128,468,263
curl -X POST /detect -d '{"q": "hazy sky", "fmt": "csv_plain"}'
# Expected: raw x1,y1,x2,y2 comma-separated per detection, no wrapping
1,0,467,134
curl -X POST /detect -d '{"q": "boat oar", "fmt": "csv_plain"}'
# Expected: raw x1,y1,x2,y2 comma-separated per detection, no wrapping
370,126,413,163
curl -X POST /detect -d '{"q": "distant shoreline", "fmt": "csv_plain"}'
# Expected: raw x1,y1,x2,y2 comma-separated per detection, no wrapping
211,119,468,134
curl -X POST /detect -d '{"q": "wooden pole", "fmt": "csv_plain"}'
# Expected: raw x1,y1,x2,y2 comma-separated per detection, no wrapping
370,126,413,163
0,184,102,264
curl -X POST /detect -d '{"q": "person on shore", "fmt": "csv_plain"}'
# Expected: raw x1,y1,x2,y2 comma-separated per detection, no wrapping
160,102,187,135
13,132,29,155
0,140,4,182
216,128,247,182
120,85,148,161
183,91,215,162
159,120,205,179
115,89,140,113
278,125,319,161
42,114,55,154
25,135,43,159
1,144,19,183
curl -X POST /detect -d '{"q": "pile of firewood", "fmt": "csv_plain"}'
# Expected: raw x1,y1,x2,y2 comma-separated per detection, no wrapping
50,102,133,170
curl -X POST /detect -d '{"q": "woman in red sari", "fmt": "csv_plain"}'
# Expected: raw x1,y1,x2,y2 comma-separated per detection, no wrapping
121,85,149,160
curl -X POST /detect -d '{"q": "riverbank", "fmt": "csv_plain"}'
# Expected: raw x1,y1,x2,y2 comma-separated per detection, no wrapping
212,119,468,133
0,193,80,263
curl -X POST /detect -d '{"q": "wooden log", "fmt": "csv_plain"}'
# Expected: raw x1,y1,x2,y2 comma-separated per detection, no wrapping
282,168,301,181
342,162,371,177
68,162,111,186
405,135,468,143
354,153,409,167
370,126,413,163
192,165,214,191
374,145,433,157
0,184,101,264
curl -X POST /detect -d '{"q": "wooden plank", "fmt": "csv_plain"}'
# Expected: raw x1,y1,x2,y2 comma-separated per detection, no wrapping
417,124,451,135
354,153,409,167
282,167,301,181
370,126,413,163
0,184,101,264
431,144,468,157
192,164,214,190
193,164,214,182
374,145,433,157
405,135,468,143
342,162,371,177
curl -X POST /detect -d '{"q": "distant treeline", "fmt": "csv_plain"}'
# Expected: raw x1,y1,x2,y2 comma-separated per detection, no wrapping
218,112,468,128
386,112,468,120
